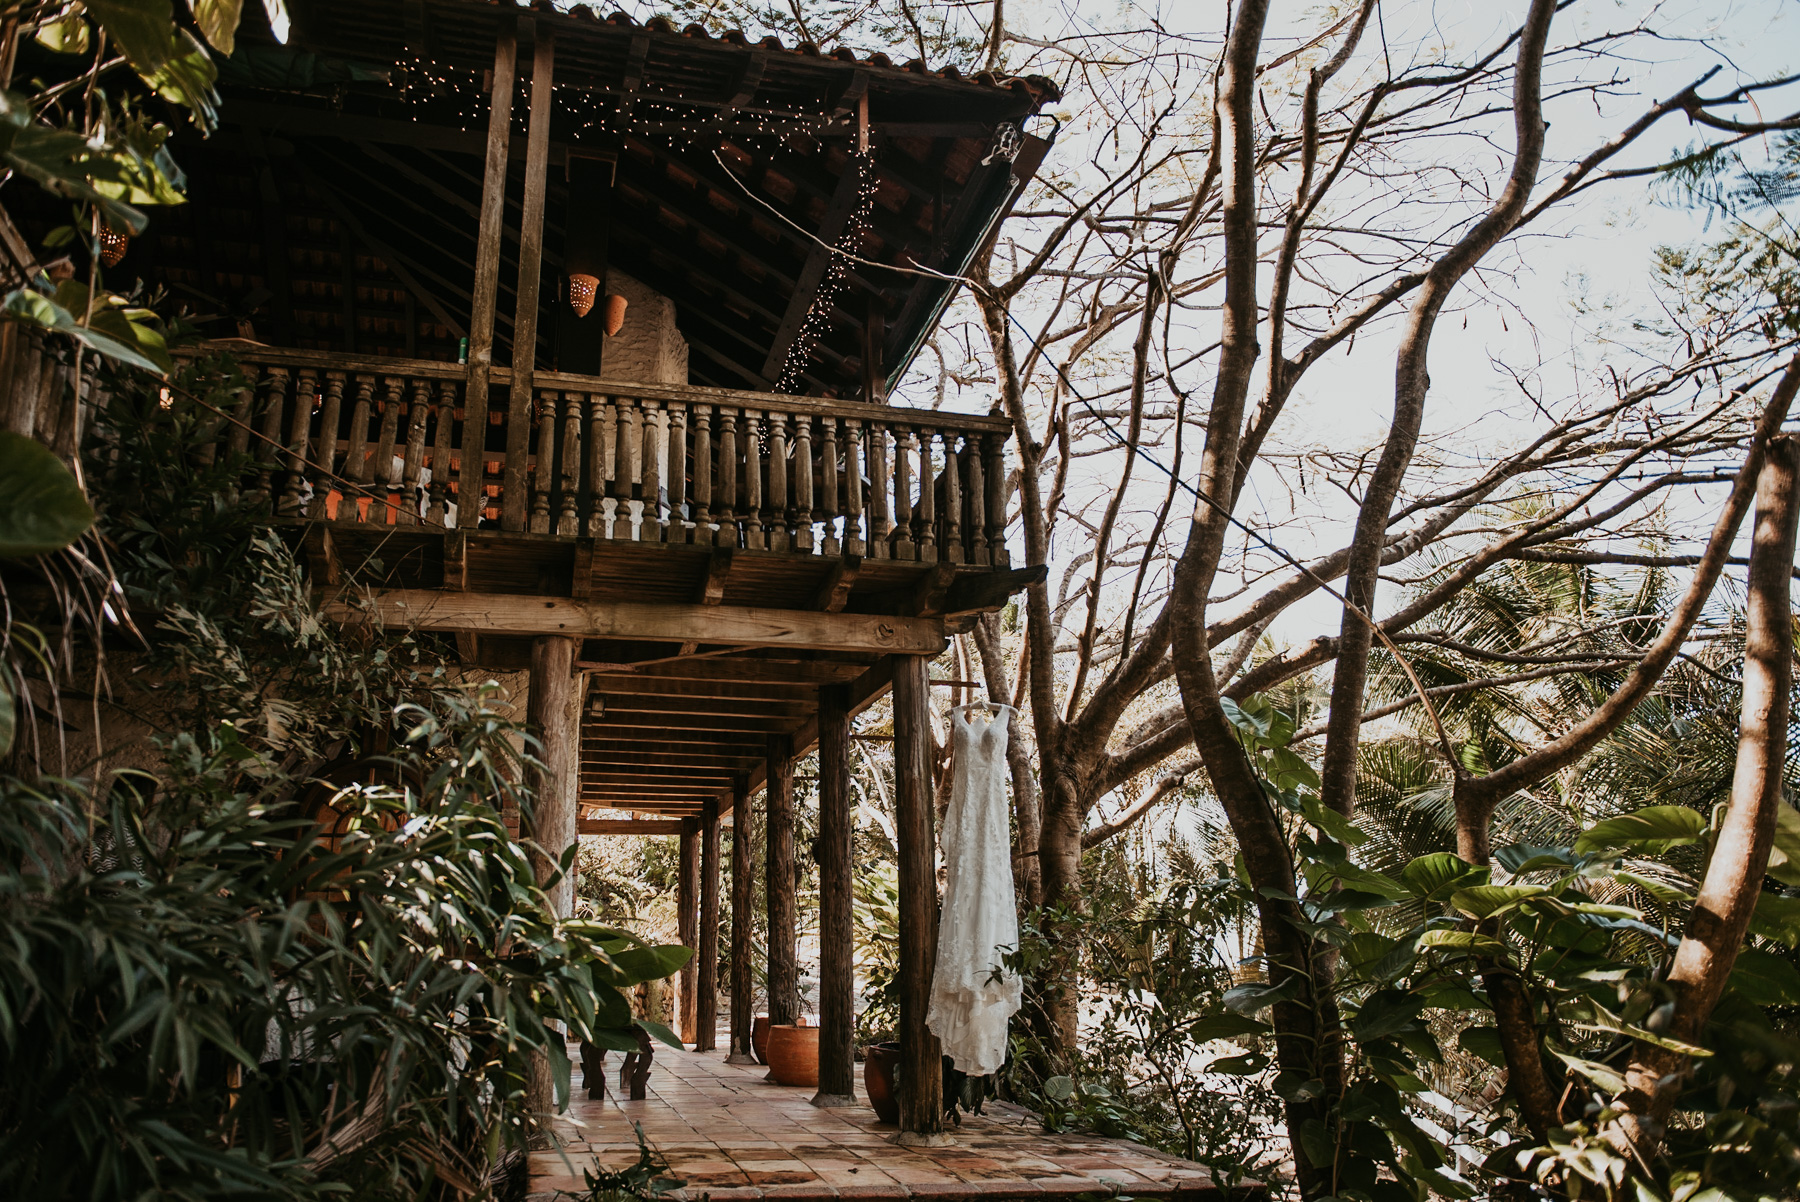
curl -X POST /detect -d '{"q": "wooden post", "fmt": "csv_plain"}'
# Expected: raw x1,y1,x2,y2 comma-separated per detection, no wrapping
727,775,757,1064
678,820,700,1046
893,654,946,1142
765,733,798,1029
813,684,855,1107
698,797,722,1052
502,24,555,532
526,635,580,914
460,19,517,525
524,633,579,1135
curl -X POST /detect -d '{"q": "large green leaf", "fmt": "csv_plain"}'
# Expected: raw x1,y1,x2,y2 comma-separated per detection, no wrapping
1449,884,1548,919
1352,989,1426,1043
1223,975,1303,1015
1764,804,1800,886
87,0,179,73
190,0,244,53
1416,929,1510,957
1728,948,1800,1007
1401,853,1487,902
1457,1025,1506,1067
1574,805,1706,856
0,431,95,557
1188,1011,1273,1040
1750,891,1800,948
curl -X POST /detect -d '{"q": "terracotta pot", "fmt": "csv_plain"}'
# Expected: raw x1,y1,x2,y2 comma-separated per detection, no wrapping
751,1015,771,1065
863,1042,900,1125
766,1024,820,1088
601,293,628,337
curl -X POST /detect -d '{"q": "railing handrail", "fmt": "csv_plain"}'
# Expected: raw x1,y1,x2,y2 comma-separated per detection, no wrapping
178,342,1014,435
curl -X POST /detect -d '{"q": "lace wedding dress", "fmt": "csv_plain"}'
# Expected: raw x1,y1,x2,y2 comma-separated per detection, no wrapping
927,704,1023,1076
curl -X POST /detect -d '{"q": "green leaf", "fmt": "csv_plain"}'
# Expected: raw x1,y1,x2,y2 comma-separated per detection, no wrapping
636,1018,684,1050
1728,948,1800,1007
1457,1026,1506,1067
598,944,691,988
1207,1051,1270,1075
1574,805,1706,856
190,0,243,54
1449,884,1548,919
1750,891,1800,949
1765,804,1800,886
1416,929,1510,957
87,0,179,72
1188,1012,1273,1040
1401,853,1487,902
1550,1048,1627,1095
36,13,93,55
1353,990,1426,1042
1043,1075,1073,1101
1223,975,1304,1015
1301,794,1367,846
141,29,221,128
1493,843,1578,874
0,431,95,557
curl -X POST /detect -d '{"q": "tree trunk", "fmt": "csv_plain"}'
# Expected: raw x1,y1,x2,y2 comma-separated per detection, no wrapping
678,822,699,1045
728,775,757,1064
814,684,856,1106
697,798,721,1052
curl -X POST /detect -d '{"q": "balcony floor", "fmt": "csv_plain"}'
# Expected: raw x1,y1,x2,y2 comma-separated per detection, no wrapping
528,1045,1255,1201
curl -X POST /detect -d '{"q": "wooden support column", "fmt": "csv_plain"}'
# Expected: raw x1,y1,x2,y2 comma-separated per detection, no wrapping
727,775,757,1064
502,24,555,532
697,798,722,1052
893,654,947,1143
678,820,700,1046
524,632,578,1136
459,19,517,525
813,684,855,1107
765,733,799,1029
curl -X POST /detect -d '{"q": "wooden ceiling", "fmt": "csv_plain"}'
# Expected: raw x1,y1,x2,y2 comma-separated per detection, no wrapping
108,0,1058,397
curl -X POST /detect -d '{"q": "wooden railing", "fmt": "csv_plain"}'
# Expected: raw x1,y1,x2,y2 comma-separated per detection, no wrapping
181,346,1013,567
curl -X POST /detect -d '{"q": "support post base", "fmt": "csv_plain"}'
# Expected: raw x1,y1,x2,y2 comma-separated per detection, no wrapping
810,1092,856,1108
894,1131,956,1148
725,1053,759,1066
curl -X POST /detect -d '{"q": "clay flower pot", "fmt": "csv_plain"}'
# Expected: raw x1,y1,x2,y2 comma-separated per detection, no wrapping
862,1042,900,1125
751,1014,771,1065
767,1024,820,1088
601,293,628,337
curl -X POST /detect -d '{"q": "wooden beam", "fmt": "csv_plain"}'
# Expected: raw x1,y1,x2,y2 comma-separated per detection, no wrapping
728,774,757,1063
583,657,870,684
503,25,556,531
585,715,799,735
330,591,947,655
813,683,854,1107
811,554,860,612
460,20,516,513
942,564,1047,617
526,635,580,916
571,537,595,599
892,654,945,1140
304,526,341,586
700,546,735,605
594,695,815,720
443,530,468,590
588,677,819,703
578,818,686,835
678,822,699,1044
697,798,721,1052
582,729,771,747
759,158,866,385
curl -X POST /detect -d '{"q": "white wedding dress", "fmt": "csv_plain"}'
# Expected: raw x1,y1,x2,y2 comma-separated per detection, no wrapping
927,704,1024,1076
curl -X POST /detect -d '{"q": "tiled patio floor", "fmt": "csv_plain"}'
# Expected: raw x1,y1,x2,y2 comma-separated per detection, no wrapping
528,1045,1260,1201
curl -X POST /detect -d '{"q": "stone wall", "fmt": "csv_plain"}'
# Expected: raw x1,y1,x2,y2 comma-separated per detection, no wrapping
600,269,689,386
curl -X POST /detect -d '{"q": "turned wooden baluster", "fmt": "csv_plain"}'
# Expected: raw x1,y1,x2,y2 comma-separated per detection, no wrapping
767,412,789,552
340,377,375,523
716,408,738,548
867,422,891,560
399,380,431,526
842,417,864,557
314,374,346,517
254,368,289,505
372,378,404,524
528,390,554,533
966,430,989,566
741,409,763,551
601,397,624,539
279,370,316,517
642,401,665,542
691,404,714,546
668,403,689,542
891,425,915,561
820,416,840,556
985,433,1009,566
622,398,646,540
793,414,814,553
942,430,963,564
428,380,457,526
584,393,607,537
549,390,576,536
916,428,937,564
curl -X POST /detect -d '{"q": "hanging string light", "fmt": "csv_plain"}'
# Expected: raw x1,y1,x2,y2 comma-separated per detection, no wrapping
98,227,128,266
774,147,877,394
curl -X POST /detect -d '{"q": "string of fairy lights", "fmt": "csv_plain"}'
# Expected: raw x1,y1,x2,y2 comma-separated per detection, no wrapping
774,146,877,393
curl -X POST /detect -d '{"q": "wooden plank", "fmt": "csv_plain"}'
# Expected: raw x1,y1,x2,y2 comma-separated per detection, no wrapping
588,677,819,703
811,554,860,612
443,529,468,590
699,546,734,605
331,591,947,655
578,818,686,835
583,657,871,684
461,19,516,512
585,715,796,735
892,654,944,1138
813,683,854,1106
503,25,556,531
571,537,595,599
595,694,815,720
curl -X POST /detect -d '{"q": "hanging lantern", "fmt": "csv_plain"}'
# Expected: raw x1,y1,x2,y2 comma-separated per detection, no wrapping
567,272,599,318
602,294,628,337
98,227,128,267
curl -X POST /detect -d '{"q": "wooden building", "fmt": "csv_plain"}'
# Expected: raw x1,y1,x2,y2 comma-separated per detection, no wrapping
7,0,1055,1139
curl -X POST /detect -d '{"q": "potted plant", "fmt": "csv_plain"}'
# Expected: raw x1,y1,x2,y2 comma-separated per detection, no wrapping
751,1014,772,1064
862,1041,900,1124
